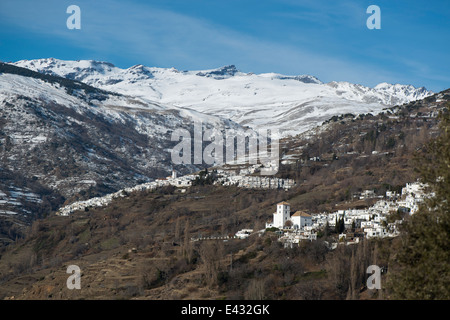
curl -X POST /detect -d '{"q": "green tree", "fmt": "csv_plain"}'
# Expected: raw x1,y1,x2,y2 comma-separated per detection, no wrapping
387,109,450,299
335,215,345,234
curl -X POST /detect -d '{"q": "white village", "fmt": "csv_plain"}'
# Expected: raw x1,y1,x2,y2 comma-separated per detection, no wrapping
256,181,431,249
57,164,431,250
57,163,295,216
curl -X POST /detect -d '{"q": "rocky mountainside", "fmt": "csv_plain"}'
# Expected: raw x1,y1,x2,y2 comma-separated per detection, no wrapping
0,62,245,242
0,58,437,243
14,58,433,137
0,87,447,301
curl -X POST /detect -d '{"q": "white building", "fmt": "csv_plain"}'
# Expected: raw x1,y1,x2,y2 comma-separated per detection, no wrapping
360,189,376,200
268,201,291,229
364,226,388,238
386,190,398,200
235,229,254,239
402,182,427,197
291,211,312,229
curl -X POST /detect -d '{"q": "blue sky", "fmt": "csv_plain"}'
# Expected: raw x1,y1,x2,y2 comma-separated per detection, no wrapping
0,0,449,91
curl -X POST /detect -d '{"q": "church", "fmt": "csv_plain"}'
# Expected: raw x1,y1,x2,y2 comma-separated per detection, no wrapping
266,201,312,230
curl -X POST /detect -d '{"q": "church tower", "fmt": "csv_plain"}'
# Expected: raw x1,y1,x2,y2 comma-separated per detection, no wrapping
273,201,290,228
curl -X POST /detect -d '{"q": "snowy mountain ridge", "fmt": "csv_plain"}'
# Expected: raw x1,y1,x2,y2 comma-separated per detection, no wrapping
0,62,246,221
13,58,433,137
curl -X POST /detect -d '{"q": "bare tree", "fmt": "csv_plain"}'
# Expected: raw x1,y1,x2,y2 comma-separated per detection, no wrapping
182,218,193,263
199,240,224,287
244,278,266,300
326,245,351,299
284,220,293,229
295,280,326,300
174,216,181,243
348,250,359,300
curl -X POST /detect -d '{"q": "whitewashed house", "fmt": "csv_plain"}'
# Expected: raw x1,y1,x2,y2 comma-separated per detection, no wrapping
291,211,312,230
235,229,254,239
364,226,388,238
386,190,398,200
360,189,376,200
361,221,374,228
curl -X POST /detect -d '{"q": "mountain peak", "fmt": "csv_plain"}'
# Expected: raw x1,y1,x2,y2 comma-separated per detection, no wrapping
273,74,323,84
373,82,432,102
195,65,239,79
9,58,434,138
126,64,155,79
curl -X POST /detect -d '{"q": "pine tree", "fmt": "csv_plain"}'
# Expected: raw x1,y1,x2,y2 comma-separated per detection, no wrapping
387,108,450,299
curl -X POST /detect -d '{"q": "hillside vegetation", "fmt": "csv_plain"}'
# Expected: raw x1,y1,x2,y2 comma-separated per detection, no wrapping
0,185,390,300
0,89,448,300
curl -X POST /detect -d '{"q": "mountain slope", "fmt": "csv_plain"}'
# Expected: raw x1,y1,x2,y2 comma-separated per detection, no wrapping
0,63,246,242
0,59,436,241
14,58,433,137
0,88,447,300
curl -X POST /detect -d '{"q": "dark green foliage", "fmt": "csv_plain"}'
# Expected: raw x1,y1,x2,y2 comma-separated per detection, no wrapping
335,215,345,234
192,169,219,186
388,108,450,299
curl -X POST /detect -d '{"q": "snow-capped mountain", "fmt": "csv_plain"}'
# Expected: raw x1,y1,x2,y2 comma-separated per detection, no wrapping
0,58,437,243
0,62,245,224
14,58,433,137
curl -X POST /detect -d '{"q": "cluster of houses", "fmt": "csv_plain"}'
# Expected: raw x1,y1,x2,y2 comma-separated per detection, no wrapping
57,168,295,216
215,169,295,190
57,171,196,216
259,181,430,247
58,160,429,249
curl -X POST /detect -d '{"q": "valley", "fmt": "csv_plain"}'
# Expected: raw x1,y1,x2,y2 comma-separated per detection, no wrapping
0,69,447,299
